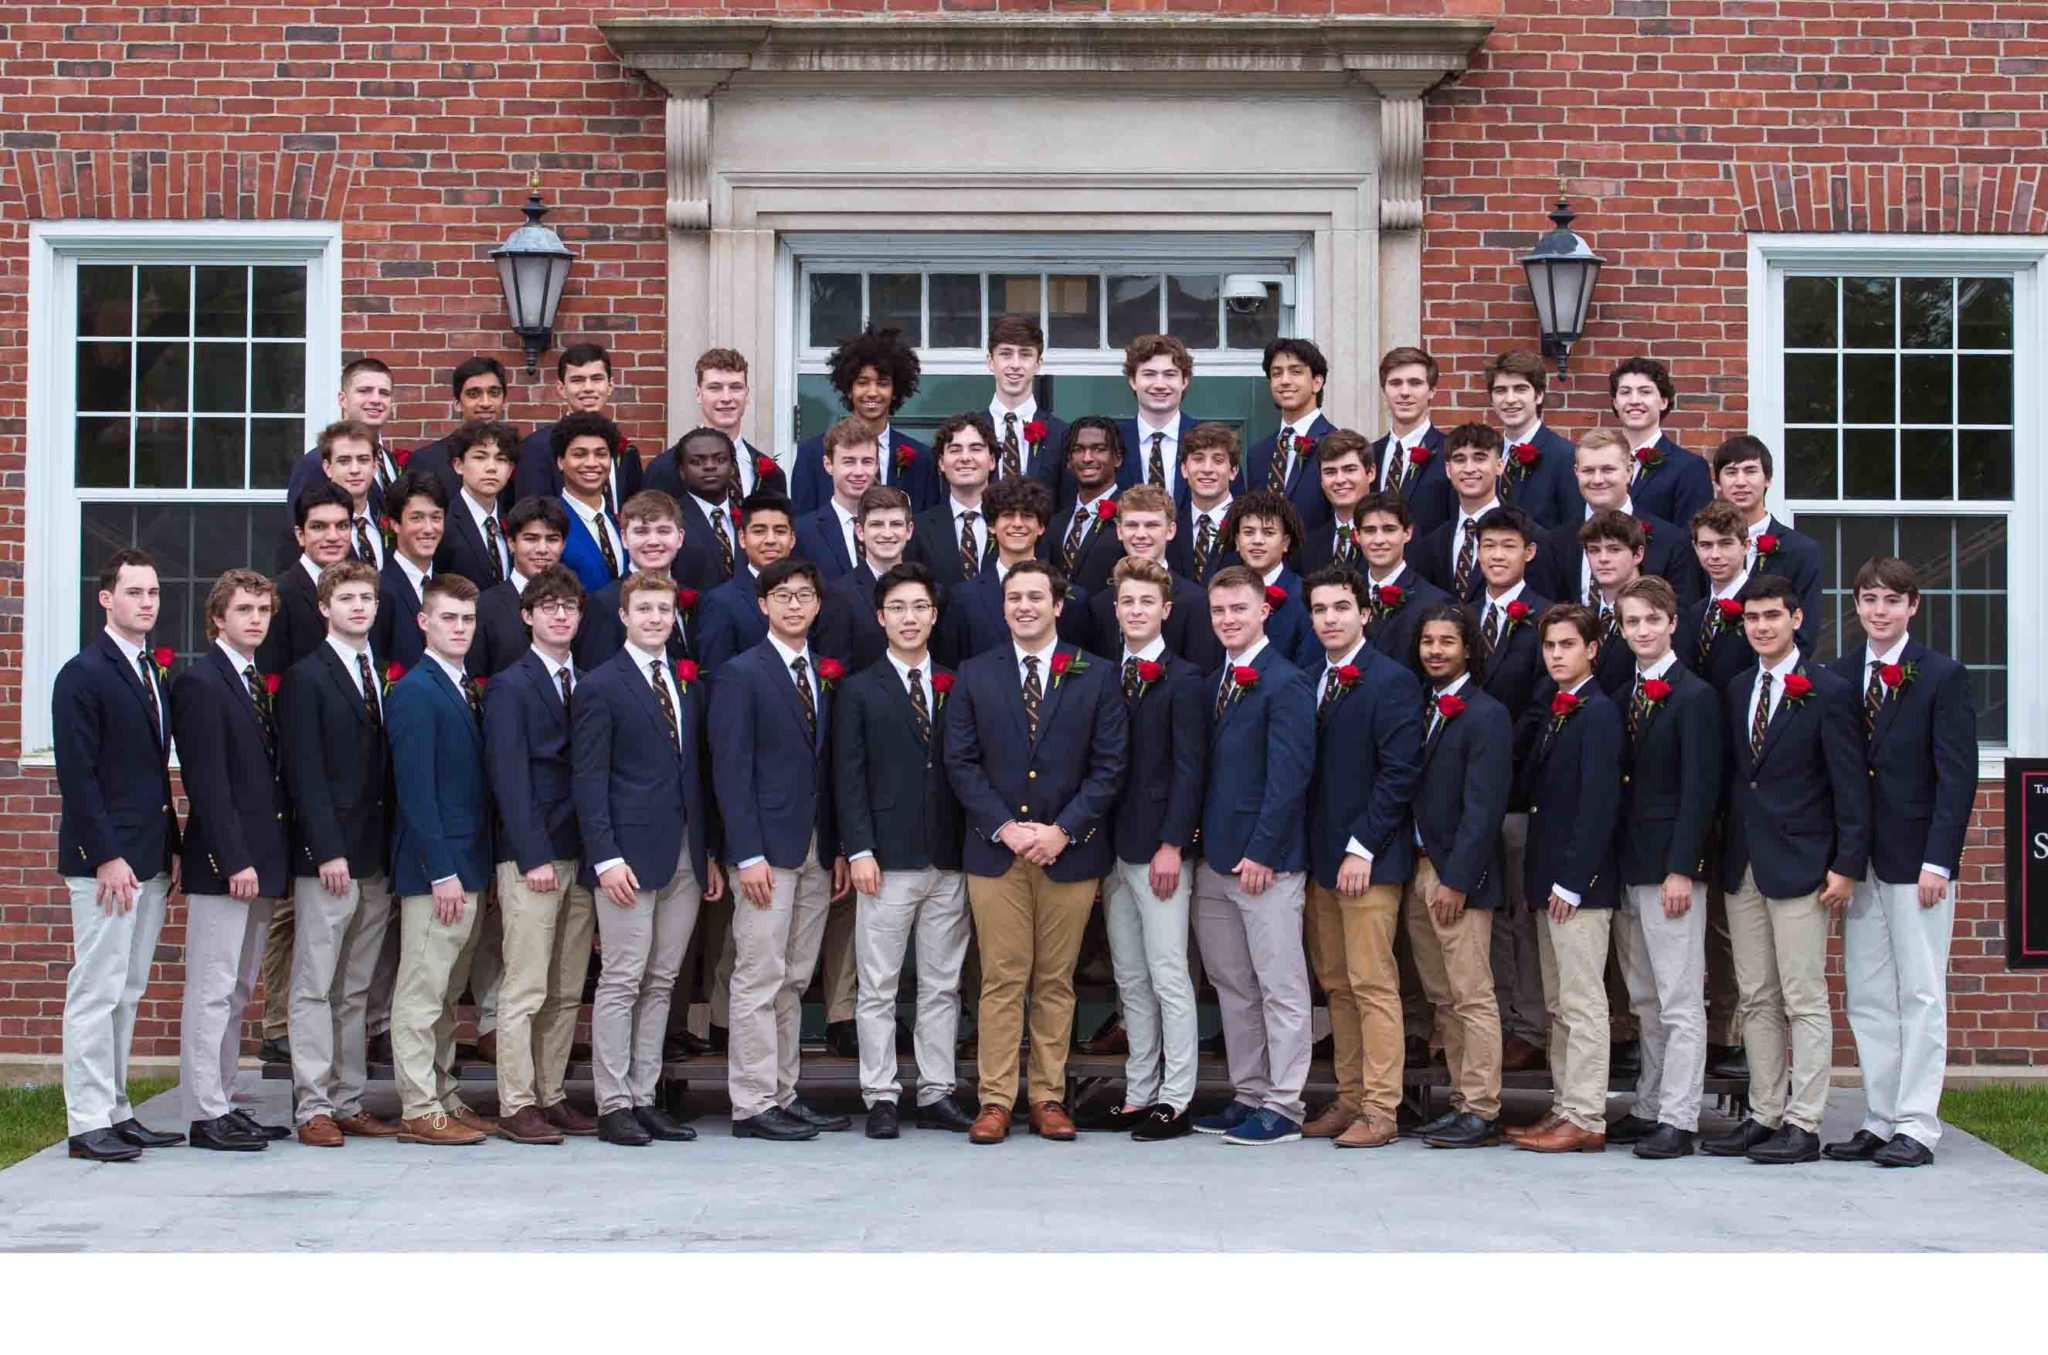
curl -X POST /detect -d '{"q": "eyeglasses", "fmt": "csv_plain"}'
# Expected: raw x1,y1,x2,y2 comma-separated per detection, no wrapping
881,601,935,618
766,589,818,607
528,600,581,618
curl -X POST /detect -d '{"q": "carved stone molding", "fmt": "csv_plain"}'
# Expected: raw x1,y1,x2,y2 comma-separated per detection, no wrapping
1375,95,1426,231
665,95,710,232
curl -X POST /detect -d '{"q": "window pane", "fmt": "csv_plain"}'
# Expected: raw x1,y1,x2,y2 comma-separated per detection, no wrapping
193,343,246,413
987,274,1041,328
1045,274,1099,349
250,342,305,414
1782,353,1836,422
1225,283,1282,351
807,273,861,347
1957,277,2012,348
133,417,187,489
1106,274,1161,347
1841,353,1891,424
1900,277,1952,349
77,342,131,412
1899,428,1951,500
1783,275,1836,347
1897,353,1952,424
251,266,306,338
194,265,247,338
1784,426,1837,498
192,418,245,489
1958,427,2013,500
868,273,920,341
134,341,188,413
1165,274,1219,348
929,273,981,348
1842,276,1893,348
250,419,301,490
1957,353,2012,425
136,265,189,339
76,416,129,487
1842,427,1894,499
78,266,132,337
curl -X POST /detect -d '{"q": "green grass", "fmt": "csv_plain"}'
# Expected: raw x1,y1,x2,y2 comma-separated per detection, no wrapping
0,1079,176,1170
1942,1085,2048,1172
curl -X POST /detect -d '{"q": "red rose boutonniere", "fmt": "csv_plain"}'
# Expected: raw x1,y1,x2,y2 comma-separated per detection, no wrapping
1716,598,1745,623
1334,662,1362,690
816,657,846,690
894,444,916,472
393,447,412,469
1436,692,1468,721
1264,584,1289,610
1880,661,1917,692
471,674,488,693
1507,442,1540,480
1754,533,1780,559
1293,433,1317,458
262,672,281,696
150,646,175,680
1095,498,1118,522
1504,598,1532,631
382,661,405,695
1782,672,1814,707
1549,689,1581,726
675,587,700,616
1407,445,1432,470
931,670,955,706
755,454,780,483
378,514,396,548
1136,659,1166,684
1048,651,1089,688
1376,584,1406,611
1229,664,1260,702
675,658,698,692
1641,678,1673,709
1633,444,1665,474
1022,420,1049,451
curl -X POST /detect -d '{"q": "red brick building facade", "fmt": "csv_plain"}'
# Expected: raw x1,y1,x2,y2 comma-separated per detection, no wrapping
2,3,2043,1070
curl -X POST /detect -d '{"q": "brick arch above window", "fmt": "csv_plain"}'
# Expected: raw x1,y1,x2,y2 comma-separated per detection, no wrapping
6,150,358,222
1734,162,2048,237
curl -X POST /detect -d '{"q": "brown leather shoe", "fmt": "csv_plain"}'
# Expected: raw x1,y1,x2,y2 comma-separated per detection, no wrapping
968,1104,1011,1144
497,1105,565,1145
397,1112,486,1145
1028,1101,1077,1140
446,1103,499,1136
542,1100,600,1136
1500,1034,1547,1072
1333,1114,1398,1148
296,1114,344,1148
1504,1111,1563,1143
472,1031,498,1064
1515,1118,1606,1153
1303,1098,1360,1138
334,1111,402,1138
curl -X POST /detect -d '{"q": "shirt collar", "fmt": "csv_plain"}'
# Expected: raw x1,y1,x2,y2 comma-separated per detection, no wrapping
396,552,431,591
1013,638,1059,672
1397,420,1435,452
510,570,531,595
624,641,666,674
1076,486,1114,513
298,553,325,589
326,633,370,670
1865,635,1909,669
427,650,467,689
1561,675,1594,699
1759,649,1801,684
829,499,857,529
1260,562,1286,587
1585,496,1635,520
532,647,572,681
1633,431,1664,455
1229,634,1271,667
1458,499,1501,529
990,396,1037,427
1326,639,1366,672
1435,670,1472,699
887,650,932,683
951,495,983,520
1136,414,1179,444
1637,651,1679,682
690,492,727,520
1123,635,1167,665
1368,560,1407,589
767,632,811,672
1711,568,1751,602
1487,578,1527,608
1196,496,1233,525
216,637,256,673
104,628,145,666
461,488,499,525
1503,419,1544,449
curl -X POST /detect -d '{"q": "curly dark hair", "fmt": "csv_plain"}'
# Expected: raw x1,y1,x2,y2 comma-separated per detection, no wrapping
1221,488,1306,556
827,324,921,414
1061,414,1125,465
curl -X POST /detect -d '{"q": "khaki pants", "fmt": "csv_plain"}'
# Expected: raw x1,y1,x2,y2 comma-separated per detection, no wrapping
288,872,394,1124
1402,857,1502,1121
1101,858,1198,1112
1726,868,1832,1132
1197,863,1311,1123
1617,882,1708,1131
594,853,701,1115
1304,879,1403,1123
728,841,831,1120
494,859,597,1114
260,892,293,1041
62,873,171,1136
1536,905,1612,1133
392,890,482,1121
181,893,275,1123
1845,873,1954,1150
822,894,858,1025
966,858,1098,1111
854,866,970,1106
1491,814,1548,1044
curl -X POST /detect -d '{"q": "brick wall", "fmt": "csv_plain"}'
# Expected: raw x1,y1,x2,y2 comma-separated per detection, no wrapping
1,2,2043,1067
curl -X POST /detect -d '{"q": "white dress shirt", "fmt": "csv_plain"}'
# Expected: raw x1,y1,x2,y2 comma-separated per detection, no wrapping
426,649,468,692
217,637,259,680
458,490,510,578
950,496,988,563
106,627,165,742
1383,420,1435,486
1190,498,1233,551
1133,415,1181,497
1122,635,1167,669
534,645,573,697
829,499,859,565
325,634,374,703
990,398,1040,474
394,551,432,605
1451,499,1500,575
297,553,325,592
1747,648,1803,735
1225,634,1270,671
349,511,385,570
1273,415,1319,485
1367,560,1409,592
561,492,624,579
1710,568,1751,604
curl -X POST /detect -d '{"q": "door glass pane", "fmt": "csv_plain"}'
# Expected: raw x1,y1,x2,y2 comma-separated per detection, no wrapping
193,343,246,413
250,419,302,490
78,266,132,336
1165,274,1219,348
134,341,189,413
193,265,248,337
133,416,188,489
136,265,190,339
868,273,920,340
1897,354,1952,424
1898,428,1951,500
1841,353,1892,424
1045,274,1099,349
1957,277,2012,348
1957,354,2011,425
1899,277,1952,349
1783,426,1837,499
807,273,861,347
1958,427,2012,500
1106,275,1161,347
1782,353,1836,423
987,274,1041,328
250,342,305,414
1841,427,1894,499
77,342,132,412
251,266,307,338
76,416,129,487
192,418,245,489
928,273,981,348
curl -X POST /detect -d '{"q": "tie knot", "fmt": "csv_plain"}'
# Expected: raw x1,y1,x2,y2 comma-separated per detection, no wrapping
1024,654,1039,672
963,509,976,523
1005,412,1016,426
907,666,921,683
649,658,663,679
792,655,808,675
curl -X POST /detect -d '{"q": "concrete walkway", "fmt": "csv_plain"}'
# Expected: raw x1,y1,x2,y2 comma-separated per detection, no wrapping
3,1076,2045,1251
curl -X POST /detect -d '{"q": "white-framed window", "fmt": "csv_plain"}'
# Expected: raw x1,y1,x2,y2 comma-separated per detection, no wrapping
23,221,342,759
1748,233,2047,761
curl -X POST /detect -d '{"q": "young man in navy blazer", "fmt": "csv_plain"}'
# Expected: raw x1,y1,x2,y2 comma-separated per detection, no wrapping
1407,602,1514,1149
815,484,913,678
404,356,507,502
1168,423,1241,585
1083,484,1222,673
572,570,725,1146
1117,333,1205,501
385,572,496,1146
554,412,633,594
174,569,292,1152
1487,349,1581,530
644,350,781,513
1703,574,1869,1165
55,550,183,1161
1825,557,1976,1169
1217,489,1320,669
906,412,998,594
432,420,518,590
1356,492,1450,675
511,342,644,510
1244,337,1337,536
1293,430,1375,575
1296,567,1424,1150
694,489,798,673
1411,424,1504,605
943,559,1128,1144
374,470,445,669
938,475,1092,666
481,565,599,1146
467,496,567,678
790,325,934,515
574,491,697,673
1612,357,1713,530
793,416,878,585
652,427,745,587
284,357,403,524
1607,577,1723,1160
1047,416,1128,595
1081,557,1206,1141
712,556,851,1141
1711,435,1823,650
1534,428,1702,609
983,314,1070,497
259,480,354,679
1372,345,1454,536
833,563,977,1138
279,560,397,1147
1506,604,1624,1154
1191,565,1318,1146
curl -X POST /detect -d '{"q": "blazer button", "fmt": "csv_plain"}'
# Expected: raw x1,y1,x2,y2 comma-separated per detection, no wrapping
1529,806,1539,815
1621,775,1631,785
1750,780,1758,790
1028,770,1037,779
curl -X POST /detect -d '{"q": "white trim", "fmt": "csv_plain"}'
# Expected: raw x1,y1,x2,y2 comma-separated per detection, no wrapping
23,220,342,760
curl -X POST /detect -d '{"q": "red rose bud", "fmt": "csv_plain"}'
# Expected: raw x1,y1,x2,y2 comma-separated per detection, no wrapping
817,657,845,682
263,673,281,695
676,658,698,684
931,671,955,693
896,445,915,470
1716,599,1745,620
1294,435,1316,455
1783,673,1813,699
1136,660,1165,683
1378,585,1404,606
472,675,488,691
1506,600,1531,621
1755,533,1779,554
1642,679,1673,702
1511,442,1539,465
1550,691,1580,717
151,646,175,668
393,447,411,467
1408,447,1432,467
386,662,406,682
1050,653,1072,676
1022,420,1048,445
1436,693,1467,719
756,455,779,479
675,587,699,612
1336,663,1361,685
1232,665,1260,688
1634,446,1656,463
1096,499,1118,521
1880,663,1905,688
1265,584,1288,607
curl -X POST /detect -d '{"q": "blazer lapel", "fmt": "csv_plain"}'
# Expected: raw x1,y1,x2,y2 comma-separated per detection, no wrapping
427,660,481,748
1753,664,1804,770
207,646,268,734
321,644,373,727
1866,640,1921,748
101,636,166,746
1030,646,1074,748
615,648,674,740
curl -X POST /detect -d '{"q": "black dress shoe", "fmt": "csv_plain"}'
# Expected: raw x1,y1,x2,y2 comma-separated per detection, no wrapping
1605,1112,1658,1145
1422,1112,1501,1149
1198,1029,1225,1056
227,1109,291,1141
822,1020,860,1058
1396,1099,1425,1137
1309,1034,1334,1064
68,1128,141,1162
1706,1044,1748,1080
257,1036,291,1065
915,1095,978,1133
1131,1104,1194,1141
1610,1039,1642,1078
365,1031,393,1065
1875,1135,1934,1168
1633,1123,1698,1160
784,1099,852,1132
1702,1117,1776,1157
664,1029,711,1060
866,1101,900,1139
733,1108,818,1141
1403,1035,1430,1067
598,1109,652,1146
1076,1102,1155,1132
633,1105,697,1142
707,1024,729,1054
1746,1124,1821,1164
189,1115,267,1152
1823,1129,1889,1162
110,1118,185,1148
1413,1107,1461,1139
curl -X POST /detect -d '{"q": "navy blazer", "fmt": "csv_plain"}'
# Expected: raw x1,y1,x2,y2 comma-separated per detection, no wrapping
813,564,889,677
1718,659,1871,897
905,500,997,594
557,497,625,595
643,436,783,521
53,634,179,880
692,568,770,674
385,659,492,895
512,422,643,509
1294,520,1368,578
942,641,1129,883
932,565,1091,670
1365,567,1451,674
1678,596,1755,695
1532,510,1703,609
1413,682,1513,909
172,647,290,898
397,434,464,502
710,639,838,870
1307,646,1424,890
571,646,713,890
1246,412,1338,537
991,410,1071,505
255,562,325,679
279,642,390,879
1498,423,1582,529
664,489,739,587
1628,435,1714,531
1201,643,1316,874
372,557,429,669
794,504,859,584
468,579,530,677
1616,663,1722,886
791,429,936,516
1752,516,1824,651
434,496,511,591
1115,413,1205,499
1374,424,1454,536
1409,513,1492,605
1046,495,1126,596
1257,565,1325,671
832,658,965,873
1085,572,1223,675
483,650,582,872
1825,641,1976,884
574,576,692,673
1111,652,1207,865
1165,499,1234,585
1518,683,1624,910
1471,587,1553,728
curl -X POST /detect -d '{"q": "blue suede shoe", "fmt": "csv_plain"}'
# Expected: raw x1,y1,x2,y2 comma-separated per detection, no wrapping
1192,1101,1257,1136
1223,1107,1304,1146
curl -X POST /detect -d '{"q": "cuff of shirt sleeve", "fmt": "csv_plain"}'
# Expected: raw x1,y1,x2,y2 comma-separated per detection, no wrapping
848,850,874,863
1550,884,1581,908
592,858,624,878
1345,838,1374,866
1921,862,1951,881
737,855,765,871
431,874,459,888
